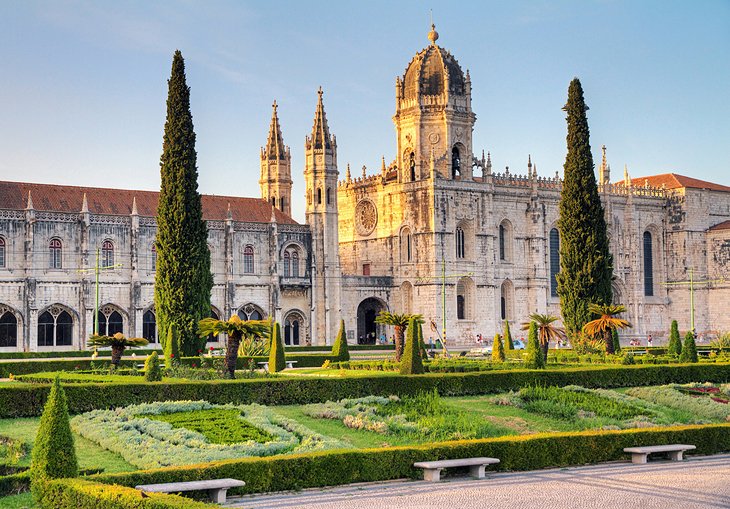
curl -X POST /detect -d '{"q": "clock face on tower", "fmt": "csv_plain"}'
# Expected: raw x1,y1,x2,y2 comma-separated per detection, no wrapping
355,199,378,236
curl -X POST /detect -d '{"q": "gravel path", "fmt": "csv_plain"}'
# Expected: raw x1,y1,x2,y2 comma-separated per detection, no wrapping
228,454,730,509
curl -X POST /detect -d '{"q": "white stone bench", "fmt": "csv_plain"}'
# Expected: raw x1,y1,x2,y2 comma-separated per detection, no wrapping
257,360,298,371
136,478,245,504
413,457,500,482
623,444,696,464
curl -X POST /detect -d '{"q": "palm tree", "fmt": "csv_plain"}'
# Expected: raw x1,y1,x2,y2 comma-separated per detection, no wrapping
581,304,631,355
87,333,148,367
521,314,566,361
198,315,271,378
374,312,423,361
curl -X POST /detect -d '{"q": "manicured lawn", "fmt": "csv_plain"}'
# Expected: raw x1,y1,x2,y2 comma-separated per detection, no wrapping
0,492,36,509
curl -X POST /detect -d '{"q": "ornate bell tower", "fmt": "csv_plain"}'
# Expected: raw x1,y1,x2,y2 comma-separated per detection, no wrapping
304,88,341,344
260,101,292,216
393,25,477,181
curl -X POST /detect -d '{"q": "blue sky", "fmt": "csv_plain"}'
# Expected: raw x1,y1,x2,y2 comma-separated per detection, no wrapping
1,1,728,222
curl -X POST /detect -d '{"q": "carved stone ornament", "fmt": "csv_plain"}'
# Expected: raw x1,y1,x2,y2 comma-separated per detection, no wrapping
428,132,440,144
355,199,378,236
455,127,464,141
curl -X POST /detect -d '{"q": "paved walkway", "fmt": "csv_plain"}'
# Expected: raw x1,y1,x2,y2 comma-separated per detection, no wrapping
228,454,730,509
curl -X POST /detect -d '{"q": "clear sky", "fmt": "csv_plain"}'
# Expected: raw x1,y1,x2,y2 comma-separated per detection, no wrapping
1,1,728,222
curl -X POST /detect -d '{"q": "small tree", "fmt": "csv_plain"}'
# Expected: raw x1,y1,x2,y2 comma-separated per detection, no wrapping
163,322,180,369
418,325,429,361
521,313,566,362
582,304,631,355
31,376,78,502
375,312,423,361
525,321,545,369
612,329,621,354
87,332,148,367
144,351,162,382
679,331,698,363
268,321,286,373
400,318,424,375
492,333,505,362
198,315,270,378
331,319,350,361
668,320,682,356
503,320,514,350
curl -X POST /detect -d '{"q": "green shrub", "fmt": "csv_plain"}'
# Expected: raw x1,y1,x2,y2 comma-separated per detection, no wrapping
504,320,514,350
39,478,214,508
30,376,78,502
164,323,180,369
680,332,698,363
91,424,730,495
518,385,651,420
492,334,505,362
668,320,682,356
268,322,286,373
525,322,545,369
400,319,424,375
331,320,350,362
0,469,31,497
144,352,162,382
621,352,635,365
612,329,621,354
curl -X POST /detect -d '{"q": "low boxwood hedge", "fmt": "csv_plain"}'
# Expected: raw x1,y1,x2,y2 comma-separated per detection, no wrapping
0,469,30,497
38,478,214,508
1,363,729,418
91,423,730,495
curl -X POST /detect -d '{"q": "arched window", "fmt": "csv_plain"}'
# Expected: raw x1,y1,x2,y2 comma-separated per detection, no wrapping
326,188,331,205
271,197,276,207
284,313,303,346
456,277,472,320
142,310,156,343
499,225,506,261
49,238,62,269
291,251,299,277
456,227,465,259
283,251,291,277
0,237,5,268
549,228,560,297
452,146,461,179
238,304,264,321
500,280,514,321
101,240,114,267
498,220,513,262
317,188,322,205
643,231,654,296
0,309,17,347
400,227,412,263
243,245,254,274
151,245,157,271
207,309,220,342
280,197,286,211
38,307,73,347
97,307,123,336
409,152,416,181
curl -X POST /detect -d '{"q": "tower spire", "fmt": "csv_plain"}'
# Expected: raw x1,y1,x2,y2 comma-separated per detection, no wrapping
310,87,332,150
260,100,292,217
265,100,287,160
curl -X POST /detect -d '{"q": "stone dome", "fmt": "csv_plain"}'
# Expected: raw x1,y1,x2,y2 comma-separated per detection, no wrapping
402,32,466,100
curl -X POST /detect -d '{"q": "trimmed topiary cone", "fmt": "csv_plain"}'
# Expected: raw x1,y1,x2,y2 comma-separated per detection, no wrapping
492,333,505,362
331,319,350,361
164,322,180,369
269,321,286,372
668,320,682,356
400,318,424,375
525,321,545,369
31,376,78,502
679,331,698,363
504,320,514,350
144,351,162,382
612,329,621,354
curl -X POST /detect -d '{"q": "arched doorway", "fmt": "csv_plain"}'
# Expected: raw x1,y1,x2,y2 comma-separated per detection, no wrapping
357,298,387,345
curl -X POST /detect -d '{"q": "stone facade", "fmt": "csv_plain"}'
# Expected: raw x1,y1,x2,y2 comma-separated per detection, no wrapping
1,26,729,352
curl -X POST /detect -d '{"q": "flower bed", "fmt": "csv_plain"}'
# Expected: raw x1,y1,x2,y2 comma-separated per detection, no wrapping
626,384,730,420
71,401,346,469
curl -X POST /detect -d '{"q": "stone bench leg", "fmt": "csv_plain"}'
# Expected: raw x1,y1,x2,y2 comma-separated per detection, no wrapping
423,468,443,482
209,488,228,504
469,464,486,478
631,453,648,464
668,451,684,461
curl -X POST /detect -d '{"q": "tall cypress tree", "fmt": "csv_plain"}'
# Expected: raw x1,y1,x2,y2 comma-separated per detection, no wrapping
155,51,213,356
557,78,613,337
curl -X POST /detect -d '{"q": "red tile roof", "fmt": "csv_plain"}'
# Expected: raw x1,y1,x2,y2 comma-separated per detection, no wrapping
709,220,730,232
622,173,730,193
0,181,298,224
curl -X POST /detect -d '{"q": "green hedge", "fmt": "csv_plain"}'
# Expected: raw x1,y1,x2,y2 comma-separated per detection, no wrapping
91,424,730,495
0,469,30,497
1,363,729,418
38,478,215,508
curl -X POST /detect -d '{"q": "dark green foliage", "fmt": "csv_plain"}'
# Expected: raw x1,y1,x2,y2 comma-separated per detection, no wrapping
0,469,31,497
400,319,424,375
492,334,505,362
268,322,286,373
331,320,350,362
525,322,545,369
417,325,429,361
518,386,650,420
163,323,180,369
680,331,698,363
668,320,682,356
621,352,635,365
612,329,621,354
91,424,730,496
144,352,162,382
30,377,78,502
154,50,213,357
556,78,613,337
504,320,514,350
143,408,273,444
3,364,730,418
